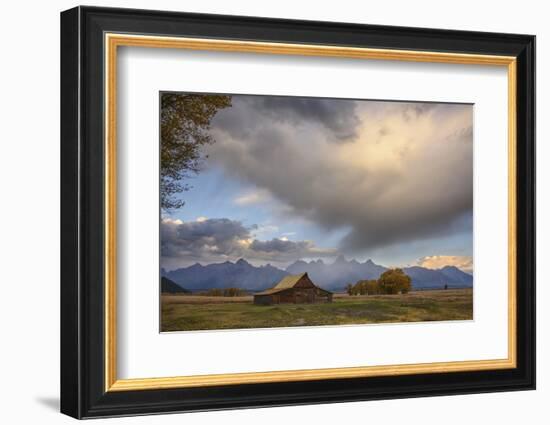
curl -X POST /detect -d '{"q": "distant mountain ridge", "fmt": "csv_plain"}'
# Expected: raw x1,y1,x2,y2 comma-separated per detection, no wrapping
161,276,191,293
164,257,473,292
400,266,472,290
165,259,287,292
286,255,387,290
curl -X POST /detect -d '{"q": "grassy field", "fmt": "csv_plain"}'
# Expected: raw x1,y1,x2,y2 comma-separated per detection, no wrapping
161,288,472,332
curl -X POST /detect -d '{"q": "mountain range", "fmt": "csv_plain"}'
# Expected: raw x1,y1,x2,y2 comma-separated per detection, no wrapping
161,276,191,294
163,256,473,292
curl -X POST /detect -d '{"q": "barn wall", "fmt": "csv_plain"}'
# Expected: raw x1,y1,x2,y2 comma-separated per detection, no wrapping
253,295,273,305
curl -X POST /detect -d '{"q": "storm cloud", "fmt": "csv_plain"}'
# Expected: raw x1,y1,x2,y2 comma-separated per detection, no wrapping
207,96,473,255
212,95,361,142
247,96,361,141
161,217,336,268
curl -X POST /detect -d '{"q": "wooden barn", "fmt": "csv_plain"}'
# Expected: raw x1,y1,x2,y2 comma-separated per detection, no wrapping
253,273,333,305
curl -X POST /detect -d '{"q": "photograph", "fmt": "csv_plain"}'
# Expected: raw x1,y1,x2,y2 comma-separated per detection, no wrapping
57,4,536,419
159,92,474,332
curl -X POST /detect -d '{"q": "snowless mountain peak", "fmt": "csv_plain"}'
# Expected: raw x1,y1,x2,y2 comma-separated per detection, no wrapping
165,257,473,292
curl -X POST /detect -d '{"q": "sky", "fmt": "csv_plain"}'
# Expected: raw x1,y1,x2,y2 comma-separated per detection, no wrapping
161,94,473,273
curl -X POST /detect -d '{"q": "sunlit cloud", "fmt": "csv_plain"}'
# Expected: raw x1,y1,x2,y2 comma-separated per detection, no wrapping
161,217,336,269
234,189,271,206
209,98,473,254
417,255,473,273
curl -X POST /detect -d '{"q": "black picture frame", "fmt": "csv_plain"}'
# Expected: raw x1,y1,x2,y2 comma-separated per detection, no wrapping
61,5,535,419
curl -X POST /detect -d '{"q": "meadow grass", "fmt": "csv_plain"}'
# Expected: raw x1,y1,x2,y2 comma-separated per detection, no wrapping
161,289,473,332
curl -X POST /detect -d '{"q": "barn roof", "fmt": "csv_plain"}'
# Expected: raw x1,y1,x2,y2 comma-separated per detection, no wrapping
255,273,331,296
255,273,307,295
272,273,308,290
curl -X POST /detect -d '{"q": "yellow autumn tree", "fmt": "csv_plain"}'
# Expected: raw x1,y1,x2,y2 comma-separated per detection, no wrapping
377,268,412,294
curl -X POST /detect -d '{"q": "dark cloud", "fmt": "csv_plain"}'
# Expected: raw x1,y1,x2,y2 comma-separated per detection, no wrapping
212,95,361,142
161,218,336,267
249,238,317,255
249,96,361,141
207,97,473,254
161,218,252,260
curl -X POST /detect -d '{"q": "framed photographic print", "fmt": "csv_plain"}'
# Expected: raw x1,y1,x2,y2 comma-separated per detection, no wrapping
60,6,535,419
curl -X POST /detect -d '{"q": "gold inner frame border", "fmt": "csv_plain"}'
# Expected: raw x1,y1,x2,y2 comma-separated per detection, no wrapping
104,33,517,392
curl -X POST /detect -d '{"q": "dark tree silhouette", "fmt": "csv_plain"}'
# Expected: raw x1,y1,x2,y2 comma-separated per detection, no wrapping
160,93,232,210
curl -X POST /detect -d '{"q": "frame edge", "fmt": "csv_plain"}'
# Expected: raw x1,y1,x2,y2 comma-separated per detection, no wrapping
60,6,83,420
61,6,536,418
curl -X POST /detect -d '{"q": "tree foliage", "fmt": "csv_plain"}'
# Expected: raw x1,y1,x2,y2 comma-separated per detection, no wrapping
347,269,412,295
160,93,232,210
348,279,379,295
200,287,245,297
377,268,412,294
